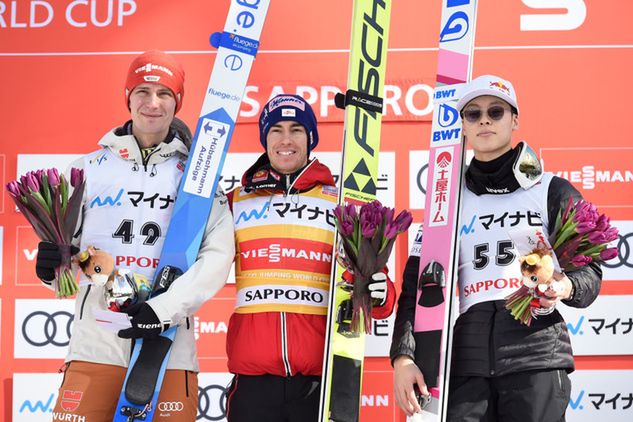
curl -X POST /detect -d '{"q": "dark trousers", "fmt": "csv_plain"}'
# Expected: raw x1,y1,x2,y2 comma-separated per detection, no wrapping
226,373,321,422
447,369,571,422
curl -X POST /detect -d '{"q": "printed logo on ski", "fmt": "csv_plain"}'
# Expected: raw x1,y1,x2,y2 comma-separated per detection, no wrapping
440,3,472,43
433,104,461,142
345,0,389,200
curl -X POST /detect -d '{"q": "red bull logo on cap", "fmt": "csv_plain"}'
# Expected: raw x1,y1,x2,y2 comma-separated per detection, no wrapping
489,81,510,95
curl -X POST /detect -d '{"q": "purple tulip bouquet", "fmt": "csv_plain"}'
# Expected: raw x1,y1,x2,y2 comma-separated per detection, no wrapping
6,168,85,297
333,200,412,334
551,198,619,271
505,198,618,326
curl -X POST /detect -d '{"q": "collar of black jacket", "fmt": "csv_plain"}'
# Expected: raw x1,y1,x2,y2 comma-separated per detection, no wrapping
465,146,521,195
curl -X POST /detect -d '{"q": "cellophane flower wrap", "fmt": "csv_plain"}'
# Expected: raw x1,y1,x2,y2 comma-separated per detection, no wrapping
505,198,618,325
6,168,85,297
333,200,412,334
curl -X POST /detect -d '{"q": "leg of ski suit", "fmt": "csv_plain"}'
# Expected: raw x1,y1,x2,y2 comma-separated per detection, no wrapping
226,374,320,422
51,361,198,421
447,369,571,422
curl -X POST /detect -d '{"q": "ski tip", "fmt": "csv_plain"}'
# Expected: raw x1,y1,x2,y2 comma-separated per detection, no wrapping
209,32,222,49
334,92,346,110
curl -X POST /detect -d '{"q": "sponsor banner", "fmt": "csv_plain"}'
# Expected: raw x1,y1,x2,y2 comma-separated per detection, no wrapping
365,250,396,357
314,151,395,207
197,372,234,422
409,150,430,210
13,373,62,422
365,314,395,358
5,2,632,53
17,154,83,178
359,370,394,421
0,226,3,286
409,149,473,210
601,220,633,281
238,238,332,273
218,152,260,193
234,195,336,232
235,283,328,314
541,148,633,209
408,222,423,257
568,370,633,421
14,299,74,359
15,226,41,286
559,295,633,356
195,298,233,360
240,81,435,122
0,154,5,213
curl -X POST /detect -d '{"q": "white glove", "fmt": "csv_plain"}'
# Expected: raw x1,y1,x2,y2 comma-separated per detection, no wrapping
368,272,387,306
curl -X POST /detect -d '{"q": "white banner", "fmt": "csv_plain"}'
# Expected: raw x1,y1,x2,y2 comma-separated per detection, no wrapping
197,372,234,422
14,299,74,359
568,370,633,422
559,295,633,355
13,373,62,422
601,220,633,281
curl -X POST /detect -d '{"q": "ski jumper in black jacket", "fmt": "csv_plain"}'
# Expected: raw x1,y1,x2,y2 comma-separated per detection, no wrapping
390,75,602,422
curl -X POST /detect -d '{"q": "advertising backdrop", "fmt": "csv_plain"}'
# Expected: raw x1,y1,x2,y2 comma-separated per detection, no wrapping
1,1,632,421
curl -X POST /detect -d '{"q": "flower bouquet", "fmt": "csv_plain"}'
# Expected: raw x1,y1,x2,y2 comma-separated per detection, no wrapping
6,168,85,297
551,198,619,271
333,200,412,334
505,198,618,325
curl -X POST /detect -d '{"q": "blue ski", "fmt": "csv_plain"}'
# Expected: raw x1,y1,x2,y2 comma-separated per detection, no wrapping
114,1,270,420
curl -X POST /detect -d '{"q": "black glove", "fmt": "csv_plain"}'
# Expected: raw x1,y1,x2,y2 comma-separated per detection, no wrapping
36,241,62,281
36,241,79,282
118,302,168,339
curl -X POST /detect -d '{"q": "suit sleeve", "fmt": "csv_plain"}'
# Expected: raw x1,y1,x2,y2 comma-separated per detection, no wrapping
148,188,235,325
389,225,422,365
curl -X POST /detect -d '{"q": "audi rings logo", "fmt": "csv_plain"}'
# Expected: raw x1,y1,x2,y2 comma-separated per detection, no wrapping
22,311,73,347
158,401,184,412
603,232,633,269
416,163,429,196
197,384,228,421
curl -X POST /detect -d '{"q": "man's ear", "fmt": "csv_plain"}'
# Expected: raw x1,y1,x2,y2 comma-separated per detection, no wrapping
512,114,519,131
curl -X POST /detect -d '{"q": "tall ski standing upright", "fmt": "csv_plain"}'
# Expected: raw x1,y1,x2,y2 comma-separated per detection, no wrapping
114,1,270,420
411,1,478,421
319,1,392,422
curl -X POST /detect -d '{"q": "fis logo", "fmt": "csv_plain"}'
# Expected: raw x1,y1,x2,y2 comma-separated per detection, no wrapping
89,153,107,165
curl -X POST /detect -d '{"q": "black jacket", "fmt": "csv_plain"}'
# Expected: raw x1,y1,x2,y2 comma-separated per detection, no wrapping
390,149,602,378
